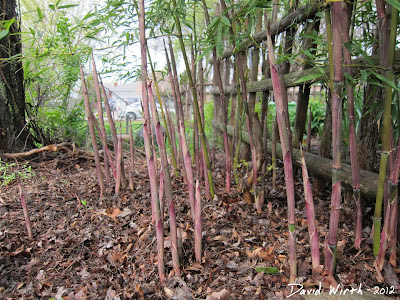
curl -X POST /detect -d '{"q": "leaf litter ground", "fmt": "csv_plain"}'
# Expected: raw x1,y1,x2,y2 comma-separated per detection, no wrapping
0,150,399,299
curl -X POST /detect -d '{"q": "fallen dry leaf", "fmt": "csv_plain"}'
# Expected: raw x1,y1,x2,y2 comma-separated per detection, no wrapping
106,207,122,219
164,287,174,298
206,288,231,300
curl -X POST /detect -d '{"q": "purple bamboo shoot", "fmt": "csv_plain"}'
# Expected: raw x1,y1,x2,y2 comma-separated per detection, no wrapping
80,66,104,198
19,184,33,240
92,54,111,184
376,124,400,270
148,83,180,275
300,145,320,271
129,121,135,174
100,77,118,150
342,4,362,250
325,2,344,274
194,180,202,262
179,121,195,217
115,135,123,195
138,0,164,281
267,27,297,280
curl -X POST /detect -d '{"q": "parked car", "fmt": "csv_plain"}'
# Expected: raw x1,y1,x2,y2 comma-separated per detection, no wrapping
125,102,142,120
125,101,162,121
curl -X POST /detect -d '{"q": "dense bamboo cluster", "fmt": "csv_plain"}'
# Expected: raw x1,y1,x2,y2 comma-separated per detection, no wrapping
76,0,399,286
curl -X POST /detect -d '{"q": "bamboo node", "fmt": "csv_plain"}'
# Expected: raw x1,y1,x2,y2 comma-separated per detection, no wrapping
332,80,344,95
330,205,342,211
332,168,342,182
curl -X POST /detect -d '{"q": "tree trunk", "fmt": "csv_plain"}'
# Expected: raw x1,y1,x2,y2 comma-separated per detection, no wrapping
0,0,32,152
358,85,380,173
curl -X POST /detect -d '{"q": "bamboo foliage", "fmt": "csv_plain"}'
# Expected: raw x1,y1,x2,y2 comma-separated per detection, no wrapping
70,0,400,286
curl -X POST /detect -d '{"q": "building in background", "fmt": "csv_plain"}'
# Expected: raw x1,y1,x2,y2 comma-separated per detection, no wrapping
103,81,175,121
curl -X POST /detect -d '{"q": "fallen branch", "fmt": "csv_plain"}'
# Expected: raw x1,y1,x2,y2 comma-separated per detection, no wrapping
213,121,378,200
3,142,72,159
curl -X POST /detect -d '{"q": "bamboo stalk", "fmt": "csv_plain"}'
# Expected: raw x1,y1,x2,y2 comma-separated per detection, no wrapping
147,46,178,174
202,0,231,194
167,36,186,127
377,130,400,269
300,145,320,271
342,3,362,249
148,83,181,275
115,135,123,195
179,121,196,220
19,184,33,240
250,11,263,213
376,2,399,264
170,0,215,197
91,114,116,180
325,1,345,274
99,77,118,150
80,65,104,198
129,121,135,175
306,106,312,152
98,75,128,188
91,54,111,184
272,115,277,190
373,0,398,257
138,0,164,281
194,180,203,262
165,39,187,183
267,26,297,281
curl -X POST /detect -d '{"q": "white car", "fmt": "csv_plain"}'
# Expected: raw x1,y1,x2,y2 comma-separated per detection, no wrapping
125,102,143,120
125,101,162,120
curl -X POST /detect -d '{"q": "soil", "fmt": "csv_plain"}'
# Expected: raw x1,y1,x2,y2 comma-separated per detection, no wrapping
0,149,399,299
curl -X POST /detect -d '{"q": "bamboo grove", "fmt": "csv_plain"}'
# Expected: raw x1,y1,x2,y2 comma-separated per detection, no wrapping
78,0,400,285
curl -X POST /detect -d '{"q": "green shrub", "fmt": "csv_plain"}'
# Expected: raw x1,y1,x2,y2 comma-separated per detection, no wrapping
307,98,326,136
0,158,36,188
37,102,87,146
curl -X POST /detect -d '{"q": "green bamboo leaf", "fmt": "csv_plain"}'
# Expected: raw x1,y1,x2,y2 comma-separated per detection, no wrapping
220,16,230,26
385,0,400,11
0,30,9,40
371,71,400,91
294,72,323,84
207,17,220,34
37,7,44,20
256,0,271,8
82,12,95,21
58,4,79,9
344,72,353,83
254,267,279,274
304,49,314,59
49,4,55,10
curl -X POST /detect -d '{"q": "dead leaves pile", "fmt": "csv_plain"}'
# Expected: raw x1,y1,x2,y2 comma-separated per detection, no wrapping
0,153,399,299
